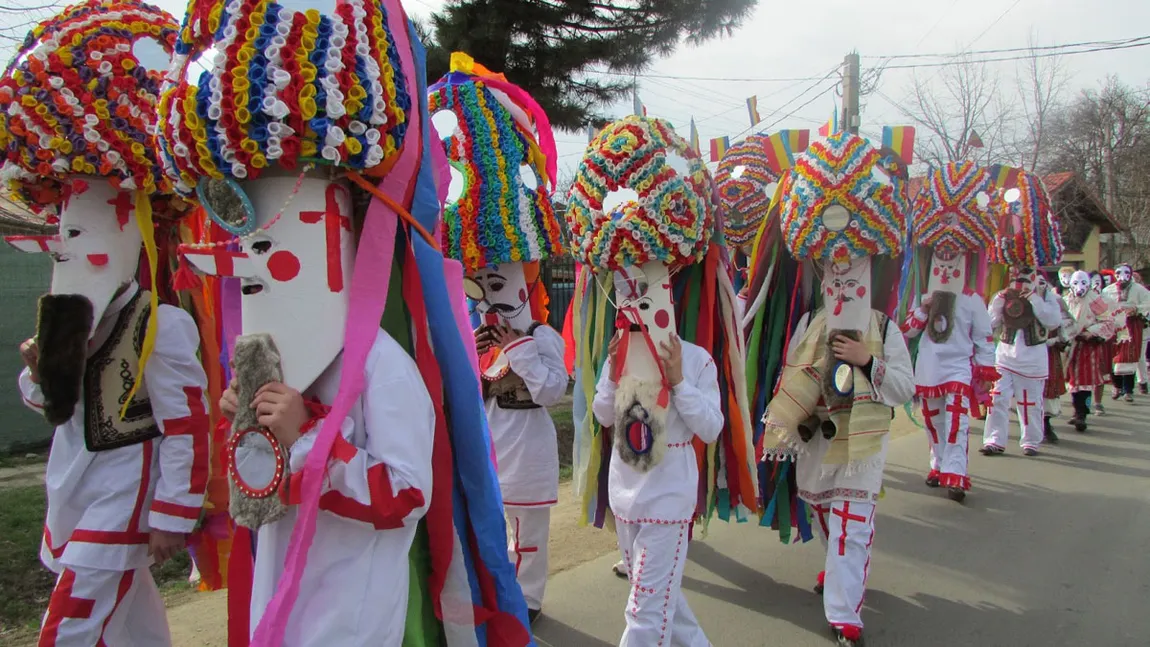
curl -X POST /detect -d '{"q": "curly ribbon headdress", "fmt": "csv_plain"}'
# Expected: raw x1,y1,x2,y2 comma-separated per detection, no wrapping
987,167,1063,268
715,134,780,251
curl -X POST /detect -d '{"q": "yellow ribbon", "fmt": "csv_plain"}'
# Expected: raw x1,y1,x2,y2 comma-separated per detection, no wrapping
119,191,159,420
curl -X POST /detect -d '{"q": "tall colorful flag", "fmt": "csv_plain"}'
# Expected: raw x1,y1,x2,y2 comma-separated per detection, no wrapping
763,129,811,174
818,106,840,137
709,136,730,162
881,125,916,166
746,96,761,127
689,118,701,155
988,163,1021,189
632,89,647,117
586,123,597,143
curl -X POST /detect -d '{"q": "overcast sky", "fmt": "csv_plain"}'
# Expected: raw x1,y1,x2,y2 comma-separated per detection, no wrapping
2,0,1146,183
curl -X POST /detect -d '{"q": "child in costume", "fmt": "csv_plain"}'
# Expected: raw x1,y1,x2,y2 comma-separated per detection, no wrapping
901,162,997,502
1103,262,1150,401
761,132,916,646
3,3,208,644
980,171,1064,457
429,53,567,623
1064,270,1116,431
567,116,757,646
162,1,533,645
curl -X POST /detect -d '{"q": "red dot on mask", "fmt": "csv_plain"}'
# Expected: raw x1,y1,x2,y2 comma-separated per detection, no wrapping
654,309,670,329
952,269,960,278
86,253,108,267
267,251,301,282
518,288,527,303
825,287,834,295
856,286,867,298
932,267,940,276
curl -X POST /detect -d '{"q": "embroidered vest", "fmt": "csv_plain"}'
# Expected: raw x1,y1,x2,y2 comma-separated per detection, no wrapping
83,291,160,452
485,323,544,410
997,289,1048,346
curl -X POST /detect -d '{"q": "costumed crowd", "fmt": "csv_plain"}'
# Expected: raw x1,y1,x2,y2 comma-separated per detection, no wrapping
4,2,1146,647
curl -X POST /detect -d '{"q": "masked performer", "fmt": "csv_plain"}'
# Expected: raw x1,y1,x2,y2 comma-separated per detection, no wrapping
1040,274,1074,444
2,3,207,644
567,116,757,646
981,173,1064,457
1064,270,1116,431
162,1,533,645
1103,263,1150,402
901,162,997,502
429,53,567,623
762,133,916,646
1057,266,1074,297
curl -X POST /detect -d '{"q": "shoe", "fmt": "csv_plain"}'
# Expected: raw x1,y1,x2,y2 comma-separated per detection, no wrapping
979,445,1004,456
1125,393,1134,403
814,570,825,595
1044,429,1059,444
1074,418,1087,432
1095,403,1106,416
527,608,542,625
612,560,628,579
1112,389,1122,400
832,624,865,646
1023,447,1039,456
925,471,940,488
947,487,966,503
1140,382,1148,395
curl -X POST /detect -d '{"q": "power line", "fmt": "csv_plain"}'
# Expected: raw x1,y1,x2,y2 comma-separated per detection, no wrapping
863,35,1150,60
879,40,1150,70
589,69,833,83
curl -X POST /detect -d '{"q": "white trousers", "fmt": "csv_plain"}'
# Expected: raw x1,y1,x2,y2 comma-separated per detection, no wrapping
506,506,551,611
922,394,971,489
616,521,710,647
1139,337,1149,383
982,371,1045,451
39,566,170,646
812,501,877,629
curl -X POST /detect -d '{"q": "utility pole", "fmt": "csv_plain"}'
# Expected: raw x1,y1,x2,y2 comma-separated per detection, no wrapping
841,52,861,135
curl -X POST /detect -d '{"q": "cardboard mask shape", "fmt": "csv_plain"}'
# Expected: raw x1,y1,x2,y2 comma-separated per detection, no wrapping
1116,264,1133,285
184,175,354,392
926,247,966,295
613,261,676,383
1059,267,1074,289
823,256,872,333
467,262,533,332
1071,270,1091,298
6,180,143,334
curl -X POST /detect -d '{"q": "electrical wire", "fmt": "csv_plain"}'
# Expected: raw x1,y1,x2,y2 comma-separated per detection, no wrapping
864,35,1150,60
880,40,1150,70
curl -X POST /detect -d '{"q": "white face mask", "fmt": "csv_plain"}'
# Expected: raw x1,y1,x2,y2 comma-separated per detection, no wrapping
1070,271,1091,298
466,262,534,332
1091,275,1103,293
1058,267,1073,288
185,176,355,392
822,256,872,332
1116,265,1133,285
927,248,965,295
1010,266,1038,292
613,261,675,382
5,179,142,333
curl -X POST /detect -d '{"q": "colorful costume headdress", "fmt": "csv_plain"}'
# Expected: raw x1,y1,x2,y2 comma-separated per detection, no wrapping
714,135,779,251
987,168,1062,267
565,115,757,530
911,161,996,255
157,1,533,644
429,52,561,272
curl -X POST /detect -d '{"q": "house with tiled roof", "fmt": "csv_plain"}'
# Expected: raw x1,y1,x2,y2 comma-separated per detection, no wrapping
904,170,1119,272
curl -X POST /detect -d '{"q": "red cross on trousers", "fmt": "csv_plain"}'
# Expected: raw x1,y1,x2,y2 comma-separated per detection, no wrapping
832,502,868,556
921,401,941,445
1017,390,1036,427
945,395,966,444
511,517,538,576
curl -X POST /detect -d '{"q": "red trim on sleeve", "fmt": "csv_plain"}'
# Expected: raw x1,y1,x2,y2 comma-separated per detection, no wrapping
161,386,210,495
43,526,66,559
23,395,44,410
330,433,358,464
973,365,1000,382
128,440,153,532
279,460,425,530
502,336,534,354
150,499,202,521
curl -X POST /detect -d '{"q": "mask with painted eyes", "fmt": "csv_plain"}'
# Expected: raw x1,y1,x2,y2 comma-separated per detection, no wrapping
1116,264,1133,285
1091,274,1103,293
1071,271,1091,298
6,180,144,333
184,174,355,392
1059,267,1074,288
822,256,872,333
466,263,534,332
927,246,966,295
1010,266,1038,293
613,262,676,383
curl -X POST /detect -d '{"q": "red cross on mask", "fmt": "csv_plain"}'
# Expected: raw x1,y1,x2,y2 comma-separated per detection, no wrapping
299,184,352,293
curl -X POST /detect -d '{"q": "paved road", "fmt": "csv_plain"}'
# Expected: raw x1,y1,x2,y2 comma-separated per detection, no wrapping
533,401,1150,647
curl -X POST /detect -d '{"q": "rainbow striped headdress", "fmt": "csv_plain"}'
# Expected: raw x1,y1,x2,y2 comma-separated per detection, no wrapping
566,115,714,271
429,52,562,272
715,135,779,250
911,161,996,255
156,0,411,194
989,168,1062,267
780,132,905,263
0,0,183,213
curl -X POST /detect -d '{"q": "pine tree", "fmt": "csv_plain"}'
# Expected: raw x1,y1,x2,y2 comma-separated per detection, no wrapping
420,0,758,131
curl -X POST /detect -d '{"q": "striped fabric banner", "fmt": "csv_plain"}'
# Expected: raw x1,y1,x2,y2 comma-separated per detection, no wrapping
818,106,839,137
763,129,811,174
881,125,916,166
690,118,701,155
746,96,761,126
632,89,647,117
709,136,730,162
